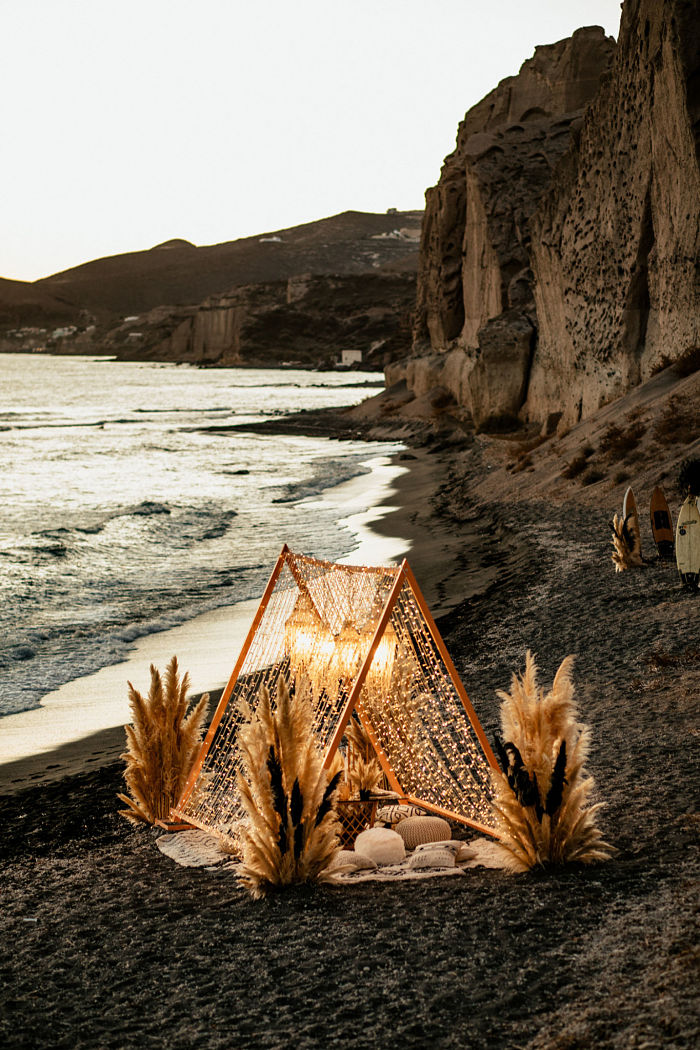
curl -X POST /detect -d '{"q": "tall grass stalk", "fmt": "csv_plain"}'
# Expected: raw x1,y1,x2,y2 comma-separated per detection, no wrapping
236,676,341,898
490,652,614,871
118,656,209,824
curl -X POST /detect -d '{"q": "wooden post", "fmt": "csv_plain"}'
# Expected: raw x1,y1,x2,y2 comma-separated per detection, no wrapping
399,794,498,837
323,562,408,798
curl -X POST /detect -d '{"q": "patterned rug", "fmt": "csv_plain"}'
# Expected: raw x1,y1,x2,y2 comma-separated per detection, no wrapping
156,830,508,879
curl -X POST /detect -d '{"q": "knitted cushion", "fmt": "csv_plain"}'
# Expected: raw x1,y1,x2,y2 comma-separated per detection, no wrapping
375,803,424,826
354,827,406,866
394,815,451,850
408,847,456,870
329,849,377,872
413,840,476,862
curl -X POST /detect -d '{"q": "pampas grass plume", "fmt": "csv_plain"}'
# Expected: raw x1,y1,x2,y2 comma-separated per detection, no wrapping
490,651,614,871
345,713,383,798
118,656,209,824
610,512,643,571
236,676,341,898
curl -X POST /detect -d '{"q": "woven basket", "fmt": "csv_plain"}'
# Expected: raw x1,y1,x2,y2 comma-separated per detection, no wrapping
336,800,377,848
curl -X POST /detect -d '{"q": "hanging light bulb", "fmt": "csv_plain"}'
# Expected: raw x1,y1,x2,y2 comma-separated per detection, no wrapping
284,593,320,676
367,621,398,692
330,619,361,687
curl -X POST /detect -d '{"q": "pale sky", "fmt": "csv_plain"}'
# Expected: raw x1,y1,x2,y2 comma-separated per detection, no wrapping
1,0,622,282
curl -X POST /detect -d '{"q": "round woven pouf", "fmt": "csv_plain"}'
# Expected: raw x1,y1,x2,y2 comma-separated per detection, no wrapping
394,815,451,850
354,827,406,865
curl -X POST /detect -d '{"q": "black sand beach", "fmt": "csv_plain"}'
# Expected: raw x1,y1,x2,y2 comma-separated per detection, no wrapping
1,417,698,1050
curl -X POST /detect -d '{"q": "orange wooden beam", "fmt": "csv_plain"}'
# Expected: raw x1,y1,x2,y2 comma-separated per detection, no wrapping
402,561,499,771
399,793,498,838
173,544,290,814
323,561,408,795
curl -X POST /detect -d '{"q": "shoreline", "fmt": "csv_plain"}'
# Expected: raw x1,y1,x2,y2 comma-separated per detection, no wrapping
0,421,506,795
0,430,479,793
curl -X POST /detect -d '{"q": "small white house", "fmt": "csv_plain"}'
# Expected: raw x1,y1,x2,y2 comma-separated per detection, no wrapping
341,349,363,367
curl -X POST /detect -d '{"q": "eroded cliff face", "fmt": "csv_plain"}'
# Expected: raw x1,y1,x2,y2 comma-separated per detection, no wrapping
527,0,700,427
405,1,700,431
102,272,417,369
410,26,615,428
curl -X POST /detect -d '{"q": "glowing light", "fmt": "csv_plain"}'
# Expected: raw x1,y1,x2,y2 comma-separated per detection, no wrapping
329,619,362,685
366,620,397,691
174,549,496,836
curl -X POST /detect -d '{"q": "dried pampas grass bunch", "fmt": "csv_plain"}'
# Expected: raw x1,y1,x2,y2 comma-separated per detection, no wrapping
118,656,209,824
610,512,643,571
345,712,383,799
236,675,342,898
490,651,613,871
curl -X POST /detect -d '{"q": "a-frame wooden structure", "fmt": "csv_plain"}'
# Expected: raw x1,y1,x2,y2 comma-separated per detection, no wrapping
172,545,499,837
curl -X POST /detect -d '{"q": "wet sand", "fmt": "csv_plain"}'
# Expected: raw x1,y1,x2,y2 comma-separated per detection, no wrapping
1,412,698,1050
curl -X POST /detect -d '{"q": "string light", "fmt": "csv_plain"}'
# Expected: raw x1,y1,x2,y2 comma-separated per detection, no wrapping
174,550,495,834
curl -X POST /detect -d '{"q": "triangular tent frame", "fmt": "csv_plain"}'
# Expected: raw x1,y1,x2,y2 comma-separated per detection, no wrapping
172,545,499,837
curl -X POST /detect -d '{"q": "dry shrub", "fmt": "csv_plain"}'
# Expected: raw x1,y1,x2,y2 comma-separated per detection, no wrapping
236,676,341,898
653,401,700,447
678,457,700,496
599,420,645,461
490,652,614,871
609,512,643,571
581,468,605,486
562,453,589,480
118,656,209,824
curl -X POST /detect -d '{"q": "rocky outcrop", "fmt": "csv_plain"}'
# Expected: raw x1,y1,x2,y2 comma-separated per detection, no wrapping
526,0,700,427
410,26,615,428
405,2,700,432
103,272,417,369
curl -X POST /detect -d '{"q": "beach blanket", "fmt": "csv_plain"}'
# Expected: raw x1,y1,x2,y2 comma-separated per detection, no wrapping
156,830,234,868
156,830,508,878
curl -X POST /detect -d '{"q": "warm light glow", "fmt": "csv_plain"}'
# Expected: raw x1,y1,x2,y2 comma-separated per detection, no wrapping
329,620,362,685
367,620,397,690
284,593,320,675
175,549,496,835
284,592,335,692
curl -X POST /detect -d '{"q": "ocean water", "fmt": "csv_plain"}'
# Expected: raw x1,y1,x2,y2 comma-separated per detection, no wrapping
0,354,401,719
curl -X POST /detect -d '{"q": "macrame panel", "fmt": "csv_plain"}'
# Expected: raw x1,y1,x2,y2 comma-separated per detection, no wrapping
360,579,496,829
177,553,400,834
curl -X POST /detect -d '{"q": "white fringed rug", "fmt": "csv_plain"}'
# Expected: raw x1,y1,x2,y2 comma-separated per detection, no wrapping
156,830,508,878
327,839,508,883
156,830,233,868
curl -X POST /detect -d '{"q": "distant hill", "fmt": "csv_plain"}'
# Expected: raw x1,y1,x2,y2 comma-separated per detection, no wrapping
0,277,82,328
30,210,423,320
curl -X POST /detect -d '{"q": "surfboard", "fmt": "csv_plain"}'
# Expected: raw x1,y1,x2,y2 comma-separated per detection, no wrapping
622,486,642,557
649,486,674,560
675,495,700,591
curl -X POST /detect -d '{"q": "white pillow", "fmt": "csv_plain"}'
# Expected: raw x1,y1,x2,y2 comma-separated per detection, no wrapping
408,847,456,870
354,827,406,865
329,849,377,872
413,840,476,862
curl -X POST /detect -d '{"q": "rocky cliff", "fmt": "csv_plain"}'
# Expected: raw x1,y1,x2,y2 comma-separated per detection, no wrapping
2,210,421,368
400,1,700,431
99,271,417,369
527,0,700,427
